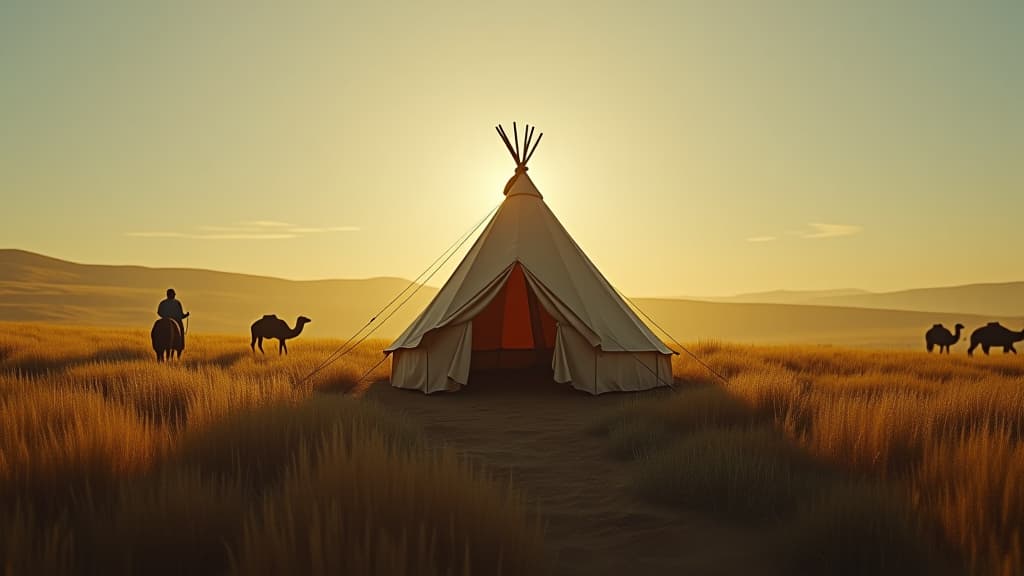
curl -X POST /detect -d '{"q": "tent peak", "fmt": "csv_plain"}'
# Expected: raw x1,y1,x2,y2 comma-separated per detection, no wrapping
503,168,542,198
496,122,543,170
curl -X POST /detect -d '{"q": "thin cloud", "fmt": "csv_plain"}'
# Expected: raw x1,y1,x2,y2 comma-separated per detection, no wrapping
239,220,292,228
198,225,259,233
287,226,362,234
126,221,360,240
125,232,296,240
801,223,863,239
748,223,862,243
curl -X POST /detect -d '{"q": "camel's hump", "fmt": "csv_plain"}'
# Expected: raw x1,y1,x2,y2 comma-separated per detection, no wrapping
932,324,943,329
987,321,1001,327
263,314,278,320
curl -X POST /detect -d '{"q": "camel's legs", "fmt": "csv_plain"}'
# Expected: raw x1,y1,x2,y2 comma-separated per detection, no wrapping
283,340,288,355
983,345,991,355
257,337,265,354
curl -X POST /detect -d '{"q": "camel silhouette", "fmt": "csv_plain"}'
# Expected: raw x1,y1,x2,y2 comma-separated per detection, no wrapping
925,323,964,354
151,317,183,361
967,322,1024,356
250,314,311,355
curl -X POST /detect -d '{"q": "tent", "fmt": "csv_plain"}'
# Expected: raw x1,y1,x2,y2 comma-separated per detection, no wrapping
385,124,674,394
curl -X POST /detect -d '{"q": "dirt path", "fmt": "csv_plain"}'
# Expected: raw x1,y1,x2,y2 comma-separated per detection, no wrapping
363,376,779,576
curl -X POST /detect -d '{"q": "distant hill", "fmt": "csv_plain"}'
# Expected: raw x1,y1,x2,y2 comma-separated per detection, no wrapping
700,283,1024,318
0,249,438,339
2,249,1021,349
629,298,1019,349
698,289,872,306
809,283,1024,317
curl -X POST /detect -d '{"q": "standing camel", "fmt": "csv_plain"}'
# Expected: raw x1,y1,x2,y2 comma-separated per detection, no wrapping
925,323,964,354
968,322,1024,356
151,317,183,361
250,315,311,355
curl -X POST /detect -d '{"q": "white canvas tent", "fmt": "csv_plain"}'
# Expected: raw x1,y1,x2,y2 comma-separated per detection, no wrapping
385,124,674,394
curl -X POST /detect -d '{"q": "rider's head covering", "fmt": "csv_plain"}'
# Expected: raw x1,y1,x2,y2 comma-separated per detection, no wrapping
166,288,176,297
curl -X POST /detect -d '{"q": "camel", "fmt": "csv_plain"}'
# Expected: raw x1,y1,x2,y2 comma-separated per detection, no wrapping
250,314,311,355
925,323,964,354
968,322,1024,356
151,317,183,361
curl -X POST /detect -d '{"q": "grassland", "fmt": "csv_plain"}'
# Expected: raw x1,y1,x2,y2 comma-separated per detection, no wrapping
0,323,545,575
594,342,1024,575
2,322,1022,575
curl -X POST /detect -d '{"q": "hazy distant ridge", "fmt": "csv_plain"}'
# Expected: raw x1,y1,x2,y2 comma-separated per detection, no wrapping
810,283,1024,317
697,289,872,306
703,284,1024,317
0,249,438,338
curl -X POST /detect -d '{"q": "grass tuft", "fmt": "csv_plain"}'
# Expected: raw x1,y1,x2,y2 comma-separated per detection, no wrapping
784,482,941,576
636,426,823,521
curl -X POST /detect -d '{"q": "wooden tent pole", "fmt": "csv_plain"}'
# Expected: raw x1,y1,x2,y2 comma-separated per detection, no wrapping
496,125,519,163
513,122,520,162
497,122,542,167
523,125,533,165
525,132,543,163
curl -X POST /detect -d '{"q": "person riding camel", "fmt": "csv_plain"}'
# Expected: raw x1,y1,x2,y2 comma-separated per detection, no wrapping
157,288,190,341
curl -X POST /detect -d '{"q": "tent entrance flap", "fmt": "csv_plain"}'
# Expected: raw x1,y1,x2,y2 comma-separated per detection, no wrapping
470,263,557,370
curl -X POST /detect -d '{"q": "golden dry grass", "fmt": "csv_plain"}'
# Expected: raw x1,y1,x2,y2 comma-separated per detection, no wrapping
5,321,1023,575
0,322,545,575
598,342,1023,575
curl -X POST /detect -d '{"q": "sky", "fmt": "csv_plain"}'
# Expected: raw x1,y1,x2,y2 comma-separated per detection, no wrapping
1,1,1021,298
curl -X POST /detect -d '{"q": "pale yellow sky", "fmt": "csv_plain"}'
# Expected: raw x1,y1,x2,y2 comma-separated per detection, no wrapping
1,1,1021,297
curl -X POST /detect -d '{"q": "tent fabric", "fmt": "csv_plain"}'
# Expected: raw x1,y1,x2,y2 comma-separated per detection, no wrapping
471,263,557,352
551,324,672,393
390,323,472,394
386,168,674,394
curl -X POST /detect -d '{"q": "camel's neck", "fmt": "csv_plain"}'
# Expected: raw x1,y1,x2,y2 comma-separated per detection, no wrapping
290,321,306,338
953,326,962,338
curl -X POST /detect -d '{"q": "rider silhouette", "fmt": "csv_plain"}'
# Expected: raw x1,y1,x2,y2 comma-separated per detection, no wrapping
157,288,190,339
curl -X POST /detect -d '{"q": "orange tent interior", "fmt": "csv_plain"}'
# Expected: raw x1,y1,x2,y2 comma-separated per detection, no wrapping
470,263,557,371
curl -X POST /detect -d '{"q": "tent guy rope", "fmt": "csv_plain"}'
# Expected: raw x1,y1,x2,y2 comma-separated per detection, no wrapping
614,290,731,385
598,285,731,386
293,202,500,388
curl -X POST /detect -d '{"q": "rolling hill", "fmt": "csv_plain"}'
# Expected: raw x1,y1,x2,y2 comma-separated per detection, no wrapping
810,283,1024,317
697,289,872,306
0,249,438,339
701,283,1024,317
2,249,1020,349
627,298,1017,349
